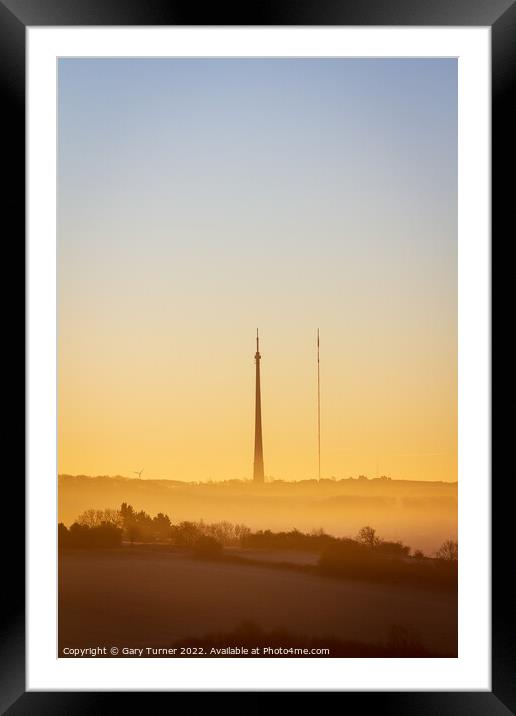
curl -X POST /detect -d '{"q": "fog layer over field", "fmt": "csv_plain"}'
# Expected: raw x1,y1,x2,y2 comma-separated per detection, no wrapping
59,475,457,554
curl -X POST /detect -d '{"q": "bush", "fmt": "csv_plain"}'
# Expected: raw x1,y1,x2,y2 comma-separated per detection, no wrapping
241,528,338,552
192,536,223,560
319,539,456,590
319,540,369,574
171,520,250,547
376,540,410,557
59,521,122,549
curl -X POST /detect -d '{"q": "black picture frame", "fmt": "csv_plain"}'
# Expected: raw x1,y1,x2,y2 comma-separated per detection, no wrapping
3,0,510,710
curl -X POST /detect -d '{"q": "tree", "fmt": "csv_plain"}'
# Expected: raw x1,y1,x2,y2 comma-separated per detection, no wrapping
127,525,141,544
310,527,326,537
435,539,458,561
77,508,121,529
172,521,202,546
58,522,69,548
120,502,135,526
153,512,171,527
357,526,382,548
235,524,251,544
100,508,122,528
153,513,172,540
76,509,102,528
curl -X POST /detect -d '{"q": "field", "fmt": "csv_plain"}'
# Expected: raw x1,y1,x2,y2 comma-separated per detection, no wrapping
59,546,457,657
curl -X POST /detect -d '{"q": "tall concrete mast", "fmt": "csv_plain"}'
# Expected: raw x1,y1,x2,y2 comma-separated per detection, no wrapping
253,329,265,483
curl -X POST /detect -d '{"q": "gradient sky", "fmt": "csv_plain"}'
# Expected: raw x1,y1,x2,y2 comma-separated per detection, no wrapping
58,58,457,482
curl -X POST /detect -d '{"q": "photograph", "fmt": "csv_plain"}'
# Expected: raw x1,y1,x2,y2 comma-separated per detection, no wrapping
56,56,459,660
0,0,502,703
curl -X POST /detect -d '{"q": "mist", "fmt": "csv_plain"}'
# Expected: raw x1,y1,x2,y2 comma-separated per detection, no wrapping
59,475,457,555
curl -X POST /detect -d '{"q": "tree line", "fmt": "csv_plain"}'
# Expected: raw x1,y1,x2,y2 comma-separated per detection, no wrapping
58,504,457,562
58,505,457,589
58,503,250,549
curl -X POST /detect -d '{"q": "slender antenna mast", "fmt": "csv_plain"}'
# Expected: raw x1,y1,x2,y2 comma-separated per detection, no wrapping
317,329,321,482
253,329,265,483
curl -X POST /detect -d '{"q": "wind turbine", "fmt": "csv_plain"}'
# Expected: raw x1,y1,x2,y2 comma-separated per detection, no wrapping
133,468,144,479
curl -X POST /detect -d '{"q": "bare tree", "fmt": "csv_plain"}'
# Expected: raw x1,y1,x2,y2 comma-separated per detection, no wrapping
77,508,122,529
435,539,458,561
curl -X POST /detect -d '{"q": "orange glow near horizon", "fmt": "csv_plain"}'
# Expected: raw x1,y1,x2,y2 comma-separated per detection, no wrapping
58,320,457,482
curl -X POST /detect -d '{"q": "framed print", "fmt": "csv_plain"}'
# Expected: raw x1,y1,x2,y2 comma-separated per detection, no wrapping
3,0,511,709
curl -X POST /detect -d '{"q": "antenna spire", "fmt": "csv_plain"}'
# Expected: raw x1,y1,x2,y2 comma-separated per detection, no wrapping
253,329,264,482
317,329,321,482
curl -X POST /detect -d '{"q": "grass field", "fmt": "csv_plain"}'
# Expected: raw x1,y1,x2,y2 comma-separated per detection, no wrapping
59,546,457,657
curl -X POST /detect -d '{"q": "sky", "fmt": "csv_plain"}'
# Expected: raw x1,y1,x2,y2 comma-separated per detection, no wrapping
58,58,457,482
